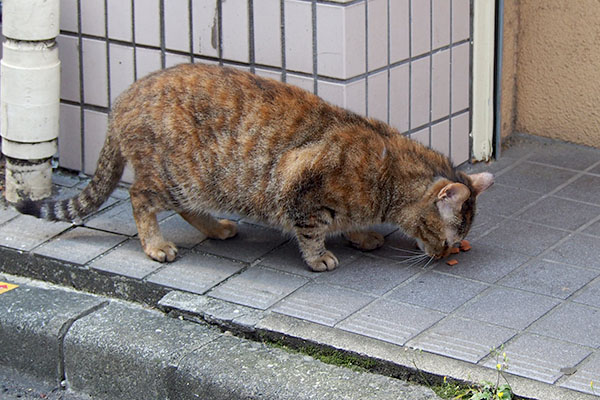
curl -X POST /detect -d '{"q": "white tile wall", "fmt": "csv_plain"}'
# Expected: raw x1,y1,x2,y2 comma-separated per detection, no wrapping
411,0,431,57
81,0,105,37
410,56,430,129
368,0,388,71
432,0,451,50
222,0,249,62
390,0,409,63
60,0,78,33
285,0,313,74
57,35,80,102
431,119,450,155
83,110,109,175
390,64,409,133
166,52,191,68
59,103,82,171
452,42,470,112
109,44,135,104
452,0,471,42
134,0,161,47
136,47,163,79
192,0,220,58
254,0,282,67
368,70,388,122
107,0,133,42
451,111,470,164
82,38,108,107
432,49,450,121
165,0,190,52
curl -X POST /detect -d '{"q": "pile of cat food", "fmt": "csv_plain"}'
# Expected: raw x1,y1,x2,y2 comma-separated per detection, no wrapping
446,240,471,266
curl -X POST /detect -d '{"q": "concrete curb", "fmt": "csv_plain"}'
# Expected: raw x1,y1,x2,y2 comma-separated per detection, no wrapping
0,274,442,400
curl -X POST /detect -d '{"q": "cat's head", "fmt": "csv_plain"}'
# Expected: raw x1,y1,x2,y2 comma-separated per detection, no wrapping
408,172,494,258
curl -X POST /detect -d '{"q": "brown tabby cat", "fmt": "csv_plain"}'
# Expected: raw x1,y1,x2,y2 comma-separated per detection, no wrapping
16,63,493,271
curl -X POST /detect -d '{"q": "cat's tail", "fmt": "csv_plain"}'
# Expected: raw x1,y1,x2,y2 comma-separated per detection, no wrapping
15,135,125,222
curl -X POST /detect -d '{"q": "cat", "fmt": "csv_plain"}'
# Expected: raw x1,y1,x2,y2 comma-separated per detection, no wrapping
15,63,493,272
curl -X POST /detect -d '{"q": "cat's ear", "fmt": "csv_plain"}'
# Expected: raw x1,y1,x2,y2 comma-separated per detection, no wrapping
436,183,471,216
469,172,494,196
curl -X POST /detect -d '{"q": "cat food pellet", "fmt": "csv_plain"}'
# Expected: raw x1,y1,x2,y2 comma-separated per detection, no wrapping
450,247,460,254
459,239,471,251
446,259,459,266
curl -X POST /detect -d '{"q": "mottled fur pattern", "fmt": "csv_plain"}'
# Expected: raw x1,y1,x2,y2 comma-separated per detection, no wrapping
15,63,493,271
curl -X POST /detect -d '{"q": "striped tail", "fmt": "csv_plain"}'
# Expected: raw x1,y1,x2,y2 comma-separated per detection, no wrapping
15,136,125,222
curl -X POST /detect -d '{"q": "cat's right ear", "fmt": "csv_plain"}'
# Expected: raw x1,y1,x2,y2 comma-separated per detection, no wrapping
469,172,494,196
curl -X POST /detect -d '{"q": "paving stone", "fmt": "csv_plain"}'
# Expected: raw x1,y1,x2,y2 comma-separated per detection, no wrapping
527,143,600,171
369,230,423,260
467,213,506,240
483,333,591,384
456,287,560,330
475,184,543,217
407,316,516,363
561,353,600,396
478,219,569,256
33,227,127,265
147,253,245,294
555,174,600,206
158,214,207,248
315,255,421,296
196,222,288,263
516,196,600,231
543,233,600,269
528,302,600,348
434,241,530,284
0,204,19,225
52,172,83,187
272,283,375,327
208,266,308,309
573,279,600,308
495,161,576,194
337,299,444,346
582,219,600,237
85,202,166,236
0,215,72,251
259,240,360,277
590,163,600,174
386,271,487,313
89,239,162,279
51,185,119,211
498,260,599,299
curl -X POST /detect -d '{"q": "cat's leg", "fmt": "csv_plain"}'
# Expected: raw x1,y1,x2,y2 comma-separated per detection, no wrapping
344,230,385,251
293,209,339,272
130,186,178,262
180,211,237,240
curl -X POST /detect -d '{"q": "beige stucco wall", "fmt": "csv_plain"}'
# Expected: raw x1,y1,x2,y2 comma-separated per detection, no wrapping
503,0,600,147
499,0,520,140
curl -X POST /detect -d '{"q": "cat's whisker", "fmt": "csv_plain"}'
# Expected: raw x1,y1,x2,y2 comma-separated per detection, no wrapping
421,255,436,269
386,245,423,255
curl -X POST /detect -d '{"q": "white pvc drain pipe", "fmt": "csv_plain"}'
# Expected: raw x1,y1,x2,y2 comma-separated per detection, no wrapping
1,0,61,202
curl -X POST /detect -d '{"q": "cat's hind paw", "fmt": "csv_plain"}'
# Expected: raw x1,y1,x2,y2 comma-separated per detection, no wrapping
213,219,237,240
307,251,339,272
345,231,385,251
144,240,178,262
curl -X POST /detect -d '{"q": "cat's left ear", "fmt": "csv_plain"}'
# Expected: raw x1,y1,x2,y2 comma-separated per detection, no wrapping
469,172,494,196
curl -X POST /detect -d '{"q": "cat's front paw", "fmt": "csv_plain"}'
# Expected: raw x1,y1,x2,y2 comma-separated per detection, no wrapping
345,231,385,251
307,251,339,272
144,240,178,262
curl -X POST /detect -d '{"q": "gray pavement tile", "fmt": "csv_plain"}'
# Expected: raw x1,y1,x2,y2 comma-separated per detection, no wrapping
369,230,422,260
196,222,288,263
0,215,72,251
590,163,600,174
495,161,577,194
433,241,530,284
407,316,516,363
483,333,591,384
475,184,543,217
543,233,600,269
52,185,119,211
33,227,127,265
573,279,600,308
53,172,83,187
516,196,600,231
467,213,506,240
456,287,560,330
0,204,19,225
271,283,375,327
555,174,600,206
561,353,600,396
158,214,207,249
84,202,171,236
528,302,600,348
337,299,444,346
478,219,569,256
147,253,245,294
386,271,488,313
208,266,308,309
583,219,600,237
258,240,360,277
527,143,600,171
89,239,162,279
498,260,599,299
315,255,421,296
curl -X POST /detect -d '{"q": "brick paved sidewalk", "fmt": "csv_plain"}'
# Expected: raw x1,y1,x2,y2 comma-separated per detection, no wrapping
1,133,599,399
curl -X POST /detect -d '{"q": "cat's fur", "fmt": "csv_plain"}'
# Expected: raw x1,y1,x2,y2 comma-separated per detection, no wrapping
16,63,493,271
